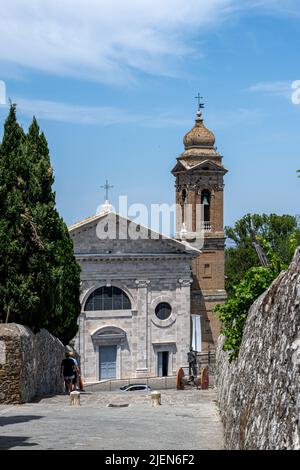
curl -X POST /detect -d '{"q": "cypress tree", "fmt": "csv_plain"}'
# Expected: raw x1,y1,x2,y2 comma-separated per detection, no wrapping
28,123,81,344
0,104,34,326
0,106,81,344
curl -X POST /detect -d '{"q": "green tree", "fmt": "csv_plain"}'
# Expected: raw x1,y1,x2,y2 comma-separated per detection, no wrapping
225,213,300,297
25,117,81,344
216,265,276,361
0,104,34,325
0,106,81,344
216,213,300,360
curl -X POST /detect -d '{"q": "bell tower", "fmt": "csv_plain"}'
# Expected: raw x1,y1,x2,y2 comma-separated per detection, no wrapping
171,104,228,350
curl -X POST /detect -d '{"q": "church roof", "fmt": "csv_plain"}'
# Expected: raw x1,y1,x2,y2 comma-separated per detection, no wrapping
68,212,105,231
183,111,215,150
171,157,227,175
171,108,228,173
69,209,201,256
186,159,228,173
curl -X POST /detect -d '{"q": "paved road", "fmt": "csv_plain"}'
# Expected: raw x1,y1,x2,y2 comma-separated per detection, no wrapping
0,389,223,450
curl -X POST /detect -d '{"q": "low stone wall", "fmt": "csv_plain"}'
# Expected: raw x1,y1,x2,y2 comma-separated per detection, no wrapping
0,324,65,404
216,247,300,450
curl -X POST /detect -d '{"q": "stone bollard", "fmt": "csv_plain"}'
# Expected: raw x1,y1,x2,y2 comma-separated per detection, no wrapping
151,390,161,407
200,367,209,390
70,390,81,406
194,376,201,389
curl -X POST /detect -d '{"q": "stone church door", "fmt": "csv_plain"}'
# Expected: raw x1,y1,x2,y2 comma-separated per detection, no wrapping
157,351,169,377
99,345,117,379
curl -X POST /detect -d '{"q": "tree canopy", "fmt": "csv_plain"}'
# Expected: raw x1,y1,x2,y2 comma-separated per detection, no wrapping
216,212,300,360
225,213,300,297
0,105,81,344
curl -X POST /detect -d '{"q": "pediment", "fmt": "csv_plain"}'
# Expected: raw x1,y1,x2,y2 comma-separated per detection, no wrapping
69,211,199,256
171,160,188,174
187,159,228,173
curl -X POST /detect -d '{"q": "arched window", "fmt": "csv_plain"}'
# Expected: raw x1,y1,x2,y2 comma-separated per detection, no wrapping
84,286,131,311
201,190,211,222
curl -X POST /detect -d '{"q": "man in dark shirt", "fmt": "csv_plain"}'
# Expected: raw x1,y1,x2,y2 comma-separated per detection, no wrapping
187,349,198,377
61,352,76,393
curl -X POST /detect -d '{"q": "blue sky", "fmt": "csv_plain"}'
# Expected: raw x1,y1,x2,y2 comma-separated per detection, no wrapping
0,0,299,230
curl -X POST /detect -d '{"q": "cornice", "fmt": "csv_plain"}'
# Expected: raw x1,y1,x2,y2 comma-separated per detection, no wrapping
74,252,197,261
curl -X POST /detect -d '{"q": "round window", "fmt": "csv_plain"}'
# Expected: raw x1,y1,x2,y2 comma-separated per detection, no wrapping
155,302,172,320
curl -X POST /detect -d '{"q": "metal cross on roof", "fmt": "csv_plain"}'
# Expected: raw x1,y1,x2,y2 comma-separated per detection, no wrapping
194,93,205,111
100,179,113,201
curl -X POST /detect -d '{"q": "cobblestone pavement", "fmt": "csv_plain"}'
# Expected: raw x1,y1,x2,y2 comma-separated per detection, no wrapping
0,389,224,450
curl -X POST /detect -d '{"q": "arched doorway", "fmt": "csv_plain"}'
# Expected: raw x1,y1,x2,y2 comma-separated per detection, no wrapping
91,326,127,380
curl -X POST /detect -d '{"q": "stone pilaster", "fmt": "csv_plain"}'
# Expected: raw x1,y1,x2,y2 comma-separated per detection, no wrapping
177,278,193,370
135,279,150,377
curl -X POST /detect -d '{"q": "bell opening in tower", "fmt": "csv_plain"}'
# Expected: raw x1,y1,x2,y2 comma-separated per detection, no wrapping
201,190,211,222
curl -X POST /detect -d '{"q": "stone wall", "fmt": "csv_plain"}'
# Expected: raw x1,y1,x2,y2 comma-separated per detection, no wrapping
216,247,300,450
0,324,65,404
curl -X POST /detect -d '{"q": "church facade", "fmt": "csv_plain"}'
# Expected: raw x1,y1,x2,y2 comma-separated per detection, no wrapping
70,109,227,383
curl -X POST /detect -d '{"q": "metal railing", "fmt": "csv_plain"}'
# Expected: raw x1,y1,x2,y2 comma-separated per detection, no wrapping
85,375,177,392
196,350,216,374
201,222,212,232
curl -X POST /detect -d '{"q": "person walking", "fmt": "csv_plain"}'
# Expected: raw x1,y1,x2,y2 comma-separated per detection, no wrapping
61,352,76,393
69,351,84,391
68,351,79,391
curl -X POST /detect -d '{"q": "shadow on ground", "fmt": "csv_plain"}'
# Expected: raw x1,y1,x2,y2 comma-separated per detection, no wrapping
0,416,42,449
0,415,44,426
0,436,38,449
31,391,93,403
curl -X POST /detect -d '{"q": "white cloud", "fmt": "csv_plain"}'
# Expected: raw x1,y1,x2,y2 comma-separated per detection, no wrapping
0,80,6,105
0,96,267,131
1,0,298,84
2,96,192,128
11,97,143,125
248,0,300,16
207,107,268,131
0,0,235,84
248,81,293,98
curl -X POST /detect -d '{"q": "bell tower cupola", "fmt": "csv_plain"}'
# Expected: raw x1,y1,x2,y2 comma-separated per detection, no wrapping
171,100,228,350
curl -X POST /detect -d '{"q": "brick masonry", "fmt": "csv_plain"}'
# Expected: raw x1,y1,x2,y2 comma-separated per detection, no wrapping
172,113,228,350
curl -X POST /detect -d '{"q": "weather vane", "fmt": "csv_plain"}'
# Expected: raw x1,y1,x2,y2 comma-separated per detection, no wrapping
194,93,205,112
100,179,113,201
